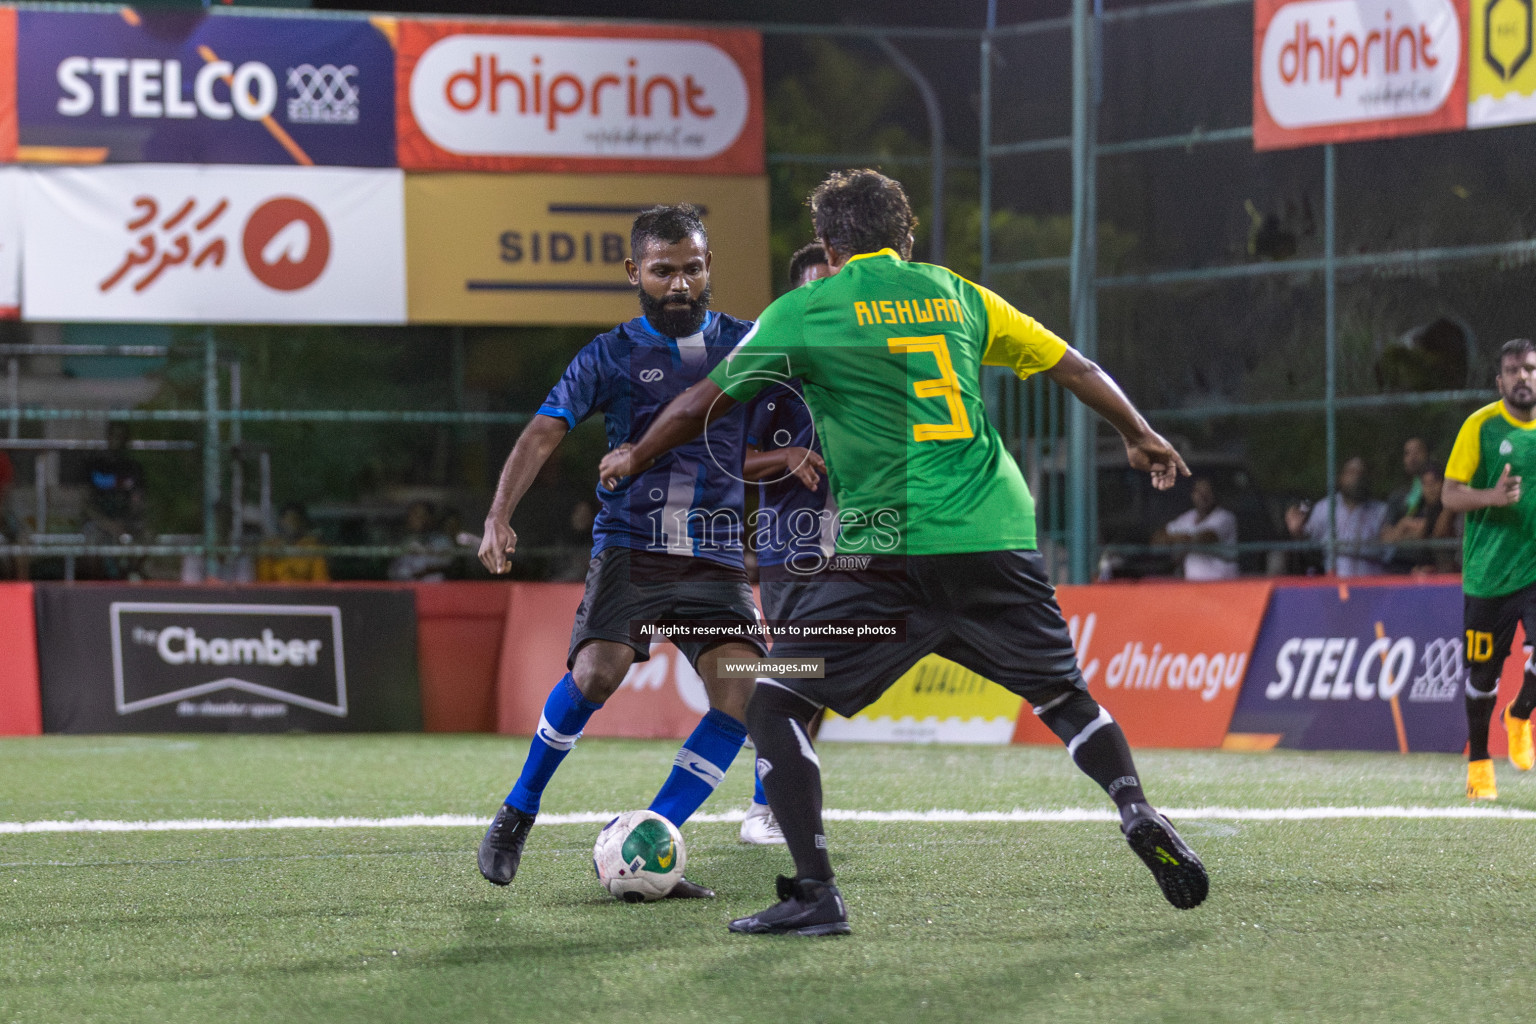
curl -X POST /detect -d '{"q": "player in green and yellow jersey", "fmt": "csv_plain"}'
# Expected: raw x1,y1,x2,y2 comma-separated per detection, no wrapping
1444,338,1536,800
598,170,1209,935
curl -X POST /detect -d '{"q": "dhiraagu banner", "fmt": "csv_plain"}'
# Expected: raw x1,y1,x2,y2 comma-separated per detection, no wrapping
1468,0,1536,126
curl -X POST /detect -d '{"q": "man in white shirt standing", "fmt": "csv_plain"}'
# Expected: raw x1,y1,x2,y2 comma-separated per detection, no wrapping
1159,477,1239,580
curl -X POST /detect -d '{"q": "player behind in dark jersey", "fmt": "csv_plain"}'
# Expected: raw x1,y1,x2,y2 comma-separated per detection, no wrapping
600,170,1208,935
476,205,767,899
1444,338,1536,800
739,242,834,845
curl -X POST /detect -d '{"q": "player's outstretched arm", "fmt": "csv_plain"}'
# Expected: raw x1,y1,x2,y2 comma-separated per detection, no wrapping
1044,348,1189,490
479,415,569,574
598,379,737,489
1443,465,1521,512
743,446,825,489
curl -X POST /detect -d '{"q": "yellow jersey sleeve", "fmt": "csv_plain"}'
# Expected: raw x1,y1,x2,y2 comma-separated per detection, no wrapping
969,281,1069,379
1446,408,1489,484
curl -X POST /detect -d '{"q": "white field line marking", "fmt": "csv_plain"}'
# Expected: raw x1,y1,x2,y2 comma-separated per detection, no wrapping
1,805,1535,835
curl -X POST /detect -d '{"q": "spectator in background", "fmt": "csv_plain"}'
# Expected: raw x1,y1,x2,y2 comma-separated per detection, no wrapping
388,500,454,582
1285,455,1390,576
81,422,147,580
1155,476,1239,580
1381,462,1456,574
257,502,329,583
1386,437,1433,525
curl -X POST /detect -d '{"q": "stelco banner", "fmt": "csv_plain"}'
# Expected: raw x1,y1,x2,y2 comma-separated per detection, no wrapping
35,586,422,733
1254,0,1469,149
396,20,763,174
22,165,406,324
15,10,396,167
406,173,770,325
1226,580,1481,752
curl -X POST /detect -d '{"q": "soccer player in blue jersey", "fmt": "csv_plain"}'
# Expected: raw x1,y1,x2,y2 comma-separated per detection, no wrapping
739,243,835,845
475,205,768,899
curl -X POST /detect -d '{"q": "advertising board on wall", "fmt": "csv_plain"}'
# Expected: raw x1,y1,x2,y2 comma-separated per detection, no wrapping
405,173,770,325
22,164,406,324
396,20,763,174
1226,581,1484,752
1468,0,1536,125
35,586,421,733
1253,0,1470,149
1011,581,1274,749
15,10,396,167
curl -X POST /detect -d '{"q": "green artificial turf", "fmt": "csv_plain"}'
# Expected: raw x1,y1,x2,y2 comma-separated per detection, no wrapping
0,735,1528,1024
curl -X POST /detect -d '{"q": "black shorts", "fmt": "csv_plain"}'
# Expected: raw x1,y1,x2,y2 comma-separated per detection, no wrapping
761,549,1086,718
568,547,768,670
1463,580,1536,694
758,561,824,631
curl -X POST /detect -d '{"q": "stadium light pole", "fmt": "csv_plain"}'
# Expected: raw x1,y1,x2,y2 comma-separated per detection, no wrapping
1067,0,1100,584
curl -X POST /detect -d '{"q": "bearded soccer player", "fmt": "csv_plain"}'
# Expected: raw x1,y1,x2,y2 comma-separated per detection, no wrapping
1444,338,1536,801
600,170,1209,935
476,205,766,898
738,242,835,845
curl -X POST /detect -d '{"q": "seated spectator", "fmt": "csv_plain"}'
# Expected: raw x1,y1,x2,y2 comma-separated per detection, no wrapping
1381,463,1456,574
1285,455,1390,576
1386,437,1432,523
1155,477,1239,580
257,502,329,583
388,500,454,583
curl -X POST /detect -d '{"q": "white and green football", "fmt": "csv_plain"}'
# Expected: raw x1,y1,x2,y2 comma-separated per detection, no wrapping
592,809,686,902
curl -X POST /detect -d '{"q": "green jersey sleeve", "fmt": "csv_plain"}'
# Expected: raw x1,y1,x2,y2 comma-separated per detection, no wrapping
708,288,808,404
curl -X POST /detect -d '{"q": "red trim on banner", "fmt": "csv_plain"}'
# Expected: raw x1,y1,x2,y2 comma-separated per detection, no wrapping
0,584,41,736
0,10,15,164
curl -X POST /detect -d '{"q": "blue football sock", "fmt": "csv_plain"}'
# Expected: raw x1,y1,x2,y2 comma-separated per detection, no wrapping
649,708,748,827
752,764,768,806
506,673,602,815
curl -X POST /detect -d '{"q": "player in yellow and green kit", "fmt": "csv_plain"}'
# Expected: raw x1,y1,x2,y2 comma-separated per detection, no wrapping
1444,338,1536,800
599,170,1209,935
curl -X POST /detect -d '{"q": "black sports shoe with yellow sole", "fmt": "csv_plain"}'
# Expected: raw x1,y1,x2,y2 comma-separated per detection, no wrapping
478,804,536,886
1121,804,1209,909
728,875,851,936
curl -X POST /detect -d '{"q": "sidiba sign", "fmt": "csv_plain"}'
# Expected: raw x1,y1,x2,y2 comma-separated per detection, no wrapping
397,21,763,174
1254,0,1468,149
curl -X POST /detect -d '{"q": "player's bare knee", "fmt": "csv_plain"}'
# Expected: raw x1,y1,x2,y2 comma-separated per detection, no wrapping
570,641,633,704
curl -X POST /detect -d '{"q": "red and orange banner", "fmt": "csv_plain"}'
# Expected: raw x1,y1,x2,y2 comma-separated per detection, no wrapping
395,20,763,175
1253,0,1469,150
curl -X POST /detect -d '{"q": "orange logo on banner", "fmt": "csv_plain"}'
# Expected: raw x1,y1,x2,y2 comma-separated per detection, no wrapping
1013,581,1274,749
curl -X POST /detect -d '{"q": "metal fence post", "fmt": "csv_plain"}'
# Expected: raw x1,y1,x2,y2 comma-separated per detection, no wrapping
1068,0,1100,583
203,328,219,575
1324,143,1338,574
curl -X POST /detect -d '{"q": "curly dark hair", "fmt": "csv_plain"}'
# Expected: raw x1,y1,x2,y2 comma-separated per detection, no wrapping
809,170,916,260
630,204,708,260
787,242,829,287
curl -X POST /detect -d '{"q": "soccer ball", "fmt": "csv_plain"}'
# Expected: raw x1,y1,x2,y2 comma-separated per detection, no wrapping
592,809,686,902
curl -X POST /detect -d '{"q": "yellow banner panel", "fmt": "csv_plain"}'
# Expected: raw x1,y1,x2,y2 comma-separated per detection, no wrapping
1469,0,1536,126
818,655,1024,745
405,173,770,325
